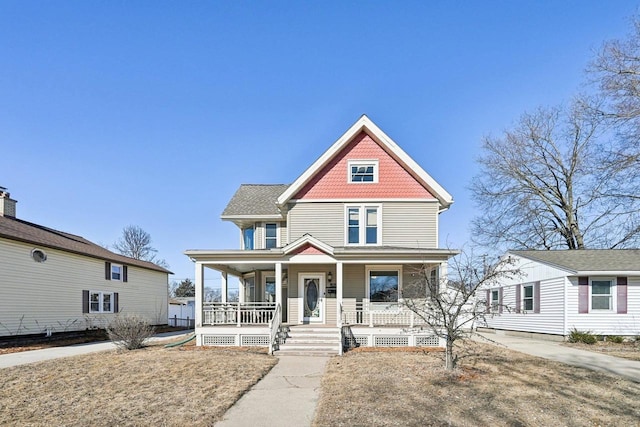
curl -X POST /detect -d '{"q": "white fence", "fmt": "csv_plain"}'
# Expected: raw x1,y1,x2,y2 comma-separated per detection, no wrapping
203,302,277,326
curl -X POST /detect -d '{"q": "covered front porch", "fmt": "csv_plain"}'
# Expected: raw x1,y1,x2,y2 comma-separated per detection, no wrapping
186,236,457,353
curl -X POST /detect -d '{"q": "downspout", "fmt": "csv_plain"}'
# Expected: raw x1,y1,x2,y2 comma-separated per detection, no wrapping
563,276,568,338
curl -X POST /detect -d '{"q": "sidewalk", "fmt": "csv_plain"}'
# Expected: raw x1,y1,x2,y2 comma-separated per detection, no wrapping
476,331,640,383
0,331,192,369
216,355,329,427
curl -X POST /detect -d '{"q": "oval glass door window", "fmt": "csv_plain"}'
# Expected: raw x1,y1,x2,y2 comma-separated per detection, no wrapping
306,279,318,311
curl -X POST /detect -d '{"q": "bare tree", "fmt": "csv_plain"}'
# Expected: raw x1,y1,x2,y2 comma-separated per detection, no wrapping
471,100,640,251
204,287,222,302
588,15,640,218
403,251,520,370
113,225,169,268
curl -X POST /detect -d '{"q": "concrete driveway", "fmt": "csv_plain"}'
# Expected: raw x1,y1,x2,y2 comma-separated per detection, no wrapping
476,331,640,383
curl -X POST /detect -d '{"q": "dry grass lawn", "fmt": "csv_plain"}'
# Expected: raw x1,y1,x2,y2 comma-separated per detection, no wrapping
314,342,640,427
0,345,276,426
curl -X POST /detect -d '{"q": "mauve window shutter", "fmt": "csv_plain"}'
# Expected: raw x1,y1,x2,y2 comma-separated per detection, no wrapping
82,290,89,313
617,277,628,314
578,276,589,313
114,292,119,313
123,266,128,283
485,289,490,313
498,287,503,314
515,285,521,313
105,262,111,280
534,281,541,314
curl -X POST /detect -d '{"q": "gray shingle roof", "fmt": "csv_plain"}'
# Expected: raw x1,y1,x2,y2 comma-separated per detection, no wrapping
222,184,289,217
0,216,172,274
511,250,640,272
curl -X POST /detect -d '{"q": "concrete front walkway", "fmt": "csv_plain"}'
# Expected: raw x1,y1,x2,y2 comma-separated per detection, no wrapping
477,331,640,383
216,355,329,427
0,331,191,369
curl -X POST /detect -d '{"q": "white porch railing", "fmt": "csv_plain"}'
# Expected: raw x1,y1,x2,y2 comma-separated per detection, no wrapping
203,302,277,326
341,302,427,327
268,303,282,355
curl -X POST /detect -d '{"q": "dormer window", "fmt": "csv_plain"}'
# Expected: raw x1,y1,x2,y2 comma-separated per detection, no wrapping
348,160,378,183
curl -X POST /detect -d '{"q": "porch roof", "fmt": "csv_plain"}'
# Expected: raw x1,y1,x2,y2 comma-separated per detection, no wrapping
184,246,458,275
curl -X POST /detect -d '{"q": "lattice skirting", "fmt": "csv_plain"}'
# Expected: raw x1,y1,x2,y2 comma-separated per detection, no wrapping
240,335,270,346
202,335,237,346
201,334,271,347
374,336,410,347
415,335,440,347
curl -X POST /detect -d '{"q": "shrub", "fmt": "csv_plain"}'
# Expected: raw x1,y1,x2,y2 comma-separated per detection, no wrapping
106,314,156,350
607,335,625,344
568,328,597,344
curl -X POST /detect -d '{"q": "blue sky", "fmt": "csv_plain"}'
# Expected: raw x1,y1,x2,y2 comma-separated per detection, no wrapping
1,1,637,285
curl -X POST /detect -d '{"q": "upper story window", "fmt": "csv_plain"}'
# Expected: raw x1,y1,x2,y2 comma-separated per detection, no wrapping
111,264,123,281
243,226,255,250
346,205,381,245
348,160,378,183
265,223,277,249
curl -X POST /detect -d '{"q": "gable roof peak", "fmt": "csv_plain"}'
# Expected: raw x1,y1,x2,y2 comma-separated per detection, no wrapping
276,115,453,208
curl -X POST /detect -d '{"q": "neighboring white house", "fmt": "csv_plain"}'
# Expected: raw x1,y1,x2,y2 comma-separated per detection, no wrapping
482,250,640,337
168,297,195,327
185,115,457,354
0,189,171,337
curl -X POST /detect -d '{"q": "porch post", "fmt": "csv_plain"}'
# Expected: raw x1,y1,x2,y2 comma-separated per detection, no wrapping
336,262,343,327
195,262,204,345
221,272,228,303
239,276,245,303
275,262,282,321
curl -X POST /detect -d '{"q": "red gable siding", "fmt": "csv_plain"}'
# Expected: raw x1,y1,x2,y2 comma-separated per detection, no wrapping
293,132,435,200
291,243,328,255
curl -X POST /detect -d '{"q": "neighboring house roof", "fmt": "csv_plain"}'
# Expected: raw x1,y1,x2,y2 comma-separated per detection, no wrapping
0,215,172,274
510,250,640,274
276,114,454,209
221,184,289,218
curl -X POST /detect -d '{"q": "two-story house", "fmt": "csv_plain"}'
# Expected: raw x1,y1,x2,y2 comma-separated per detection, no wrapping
185,115,457,354
0,189,171,338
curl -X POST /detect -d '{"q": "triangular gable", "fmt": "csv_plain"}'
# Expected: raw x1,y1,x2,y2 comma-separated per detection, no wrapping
283,234,334,256
277,115,453,208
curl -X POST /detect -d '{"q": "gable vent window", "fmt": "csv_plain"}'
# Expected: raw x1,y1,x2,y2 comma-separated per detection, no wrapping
31,248,47,263
348,160,378,183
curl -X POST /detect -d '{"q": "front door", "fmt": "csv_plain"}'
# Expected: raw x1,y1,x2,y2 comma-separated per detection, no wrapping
300,274,324,323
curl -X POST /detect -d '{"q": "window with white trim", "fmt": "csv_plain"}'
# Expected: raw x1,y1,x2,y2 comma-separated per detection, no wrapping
491,289,499,313
242,226,254,250
265,223,277,249
345,205,381,245
90,291,114,313
348,160,378,183
523,285,534,311
592,279,612,310
111,264,123,281
367,266,402,308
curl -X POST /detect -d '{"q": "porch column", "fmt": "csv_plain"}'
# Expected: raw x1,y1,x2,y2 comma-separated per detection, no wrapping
221,272,228,303
275,262,282,321
239,277,245,303
195,262,204,341
336,262,343,327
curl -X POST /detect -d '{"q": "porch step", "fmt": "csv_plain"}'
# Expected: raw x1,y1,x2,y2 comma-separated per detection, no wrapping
275,326,341,356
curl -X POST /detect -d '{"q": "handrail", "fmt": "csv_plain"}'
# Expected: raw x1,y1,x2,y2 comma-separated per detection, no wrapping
268,303,282,355
202,302,277,326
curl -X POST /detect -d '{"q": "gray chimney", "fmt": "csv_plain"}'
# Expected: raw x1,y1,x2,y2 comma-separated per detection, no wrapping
0,187,17,218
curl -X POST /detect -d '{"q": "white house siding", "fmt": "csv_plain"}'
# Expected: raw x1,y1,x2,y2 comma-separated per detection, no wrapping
279,221,287,246
0,238,168,337
483,277,566,335
382,202,438,248
566,276,640,335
